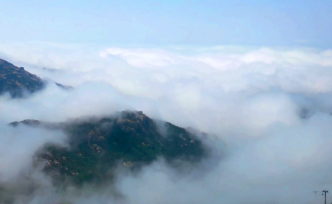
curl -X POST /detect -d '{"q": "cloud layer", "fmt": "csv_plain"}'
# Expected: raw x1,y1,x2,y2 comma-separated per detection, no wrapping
1,43,332,203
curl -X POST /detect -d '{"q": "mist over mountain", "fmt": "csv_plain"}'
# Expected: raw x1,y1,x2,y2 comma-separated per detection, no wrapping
12,111,209,184
1,0,331,203
0,57,220,204
1,45,332,204
0,110,213,203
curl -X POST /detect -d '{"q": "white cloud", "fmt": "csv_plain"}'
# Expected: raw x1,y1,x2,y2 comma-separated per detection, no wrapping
1,43,332,203
0,124,67,183
100,48,181,68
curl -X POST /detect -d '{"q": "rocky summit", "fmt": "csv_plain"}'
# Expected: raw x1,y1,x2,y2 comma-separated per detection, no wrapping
11,111,208,186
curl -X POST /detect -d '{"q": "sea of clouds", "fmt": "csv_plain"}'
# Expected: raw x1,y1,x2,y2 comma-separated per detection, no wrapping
0,43,332,203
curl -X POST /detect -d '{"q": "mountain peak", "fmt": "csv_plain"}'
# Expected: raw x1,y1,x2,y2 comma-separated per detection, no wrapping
10,111,209,185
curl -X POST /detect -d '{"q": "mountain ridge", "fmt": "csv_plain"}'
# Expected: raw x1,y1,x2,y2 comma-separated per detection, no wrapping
10,110,210,186
0,58,72,97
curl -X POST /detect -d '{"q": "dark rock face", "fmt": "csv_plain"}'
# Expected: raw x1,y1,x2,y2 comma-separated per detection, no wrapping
55,82,73,90
12,111,208,186
0,59,45,97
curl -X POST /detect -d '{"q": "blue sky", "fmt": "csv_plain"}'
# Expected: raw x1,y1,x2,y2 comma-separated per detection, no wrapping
0,0,331,48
